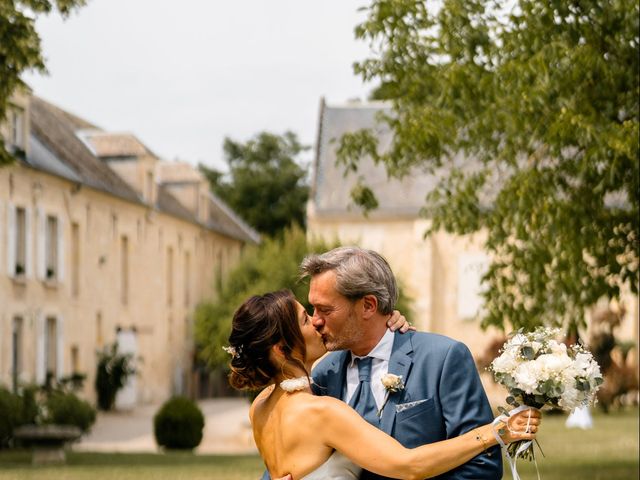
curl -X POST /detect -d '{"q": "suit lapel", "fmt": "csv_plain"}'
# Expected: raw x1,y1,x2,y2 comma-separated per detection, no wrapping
380,332,414,435
321,350,351,399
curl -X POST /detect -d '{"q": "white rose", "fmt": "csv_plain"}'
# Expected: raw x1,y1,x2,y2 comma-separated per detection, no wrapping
492,349,520,374
559,384,581,411
549,341,568,355
510,334,528,347
535,353,572,376
513,362,540,394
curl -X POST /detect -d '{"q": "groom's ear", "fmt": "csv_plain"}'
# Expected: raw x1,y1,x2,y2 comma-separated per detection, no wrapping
361,295,378,319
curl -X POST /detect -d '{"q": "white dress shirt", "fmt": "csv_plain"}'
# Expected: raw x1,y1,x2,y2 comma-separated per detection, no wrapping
344,329,394,408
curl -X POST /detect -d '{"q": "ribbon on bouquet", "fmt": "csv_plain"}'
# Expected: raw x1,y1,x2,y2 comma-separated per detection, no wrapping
491,405,541,480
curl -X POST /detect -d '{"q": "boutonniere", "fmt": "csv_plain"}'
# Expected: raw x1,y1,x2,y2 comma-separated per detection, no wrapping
378,373,404,417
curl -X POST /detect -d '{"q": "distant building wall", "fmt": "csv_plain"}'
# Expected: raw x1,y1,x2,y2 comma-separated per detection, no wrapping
0,163,242,403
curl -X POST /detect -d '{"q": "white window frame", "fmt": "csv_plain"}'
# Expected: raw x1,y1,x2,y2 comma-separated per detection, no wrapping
37,313,64,385
7,204,31,279
37,209,64,283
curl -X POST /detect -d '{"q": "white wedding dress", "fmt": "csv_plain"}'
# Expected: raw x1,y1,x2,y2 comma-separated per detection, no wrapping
300,451,362,479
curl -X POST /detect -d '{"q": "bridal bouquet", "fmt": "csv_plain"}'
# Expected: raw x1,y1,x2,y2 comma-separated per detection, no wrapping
490,327,603,475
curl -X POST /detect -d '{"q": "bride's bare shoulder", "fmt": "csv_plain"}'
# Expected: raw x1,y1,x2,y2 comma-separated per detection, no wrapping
285,393,353,425
249,384,275,419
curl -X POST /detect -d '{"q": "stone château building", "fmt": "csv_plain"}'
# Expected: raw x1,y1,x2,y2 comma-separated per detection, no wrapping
0,87,259,405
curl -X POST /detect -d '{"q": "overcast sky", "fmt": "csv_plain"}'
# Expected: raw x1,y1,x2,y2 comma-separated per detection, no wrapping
24,0,373,170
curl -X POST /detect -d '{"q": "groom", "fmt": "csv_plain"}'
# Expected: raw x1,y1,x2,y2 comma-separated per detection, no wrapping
305,246,501,480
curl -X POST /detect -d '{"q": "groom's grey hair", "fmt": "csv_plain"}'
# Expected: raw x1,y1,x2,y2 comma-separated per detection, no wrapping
300,246,398,314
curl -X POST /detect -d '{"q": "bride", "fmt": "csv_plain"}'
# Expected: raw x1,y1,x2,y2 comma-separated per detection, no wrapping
226,290,541,479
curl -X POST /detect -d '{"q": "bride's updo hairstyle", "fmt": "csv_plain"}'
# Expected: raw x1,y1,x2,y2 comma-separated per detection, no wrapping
228,290,308,391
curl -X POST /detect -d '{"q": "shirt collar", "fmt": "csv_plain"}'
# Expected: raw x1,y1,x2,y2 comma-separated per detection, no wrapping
349,329,394,367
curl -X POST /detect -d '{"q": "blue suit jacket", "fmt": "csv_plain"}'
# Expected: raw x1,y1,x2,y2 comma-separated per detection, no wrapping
260,331,502,480
311,331,502,480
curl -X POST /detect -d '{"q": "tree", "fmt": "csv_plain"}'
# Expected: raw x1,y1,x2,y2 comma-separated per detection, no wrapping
0,0,87,165
194,226,413,370
338,0,639,332
194,227,328,370
200,131,310,237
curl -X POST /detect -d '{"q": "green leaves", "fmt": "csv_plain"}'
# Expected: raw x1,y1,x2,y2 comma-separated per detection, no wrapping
520,346,536,361
199,131,309,238
194,227,330,369
0,0,87,165
340,0,639,332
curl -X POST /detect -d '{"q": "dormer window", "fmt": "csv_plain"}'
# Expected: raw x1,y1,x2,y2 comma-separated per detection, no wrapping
7,107,26,155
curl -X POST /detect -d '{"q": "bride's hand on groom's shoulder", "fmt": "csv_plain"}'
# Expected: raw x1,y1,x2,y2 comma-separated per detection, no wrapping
388,310,416,333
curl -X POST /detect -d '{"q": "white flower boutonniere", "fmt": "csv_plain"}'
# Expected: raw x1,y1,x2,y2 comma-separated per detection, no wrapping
378,373,404,417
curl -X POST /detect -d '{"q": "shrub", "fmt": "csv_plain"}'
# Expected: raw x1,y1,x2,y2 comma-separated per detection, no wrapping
95,343,135,411
44,390,96,433
0,387,22,448
153,397,205,450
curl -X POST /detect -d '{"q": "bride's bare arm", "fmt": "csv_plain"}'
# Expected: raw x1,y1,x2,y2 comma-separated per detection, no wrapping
315,396,540,480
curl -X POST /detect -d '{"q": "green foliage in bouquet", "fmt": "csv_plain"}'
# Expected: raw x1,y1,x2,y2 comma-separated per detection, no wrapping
153,397,205,450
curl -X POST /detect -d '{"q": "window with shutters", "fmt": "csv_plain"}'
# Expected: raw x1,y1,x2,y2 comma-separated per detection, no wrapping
71,223,80,297
167,247,174,306
121,235,129,305
14,207,27,277
45,215,59,280
184,251,190,307
45,316,58,382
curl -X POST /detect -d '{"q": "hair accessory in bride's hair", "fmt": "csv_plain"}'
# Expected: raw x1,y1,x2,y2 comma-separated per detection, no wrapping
279,376,313,392
222,345,242,359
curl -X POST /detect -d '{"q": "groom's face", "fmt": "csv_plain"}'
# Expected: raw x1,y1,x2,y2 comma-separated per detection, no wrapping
308,270,365,352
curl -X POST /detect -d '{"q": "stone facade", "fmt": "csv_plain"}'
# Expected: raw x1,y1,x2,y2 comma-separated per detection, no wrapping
0,91,259,405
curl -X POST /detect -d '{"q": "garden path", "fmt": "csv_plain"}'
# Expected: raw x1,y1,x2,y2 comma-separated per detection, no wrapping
73,398,256,454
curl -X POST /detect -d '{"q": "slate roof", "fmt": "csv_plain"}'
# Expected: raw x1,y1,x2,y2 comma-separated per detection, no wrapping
24,96,258,244
27,97,141,203
313,100,633,220
312,100,439,220
158,160,260,243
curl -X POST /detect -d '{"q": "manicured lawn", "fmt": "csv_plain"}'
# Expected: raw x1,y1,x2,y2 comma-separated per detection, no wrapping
0,408,637,480
513,407,639,480
0,452,265,479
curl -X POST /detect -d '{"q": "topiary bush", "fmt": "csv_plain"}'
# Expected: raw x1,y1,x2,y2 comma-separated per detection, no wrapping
44,390,96,433
153,396,205,450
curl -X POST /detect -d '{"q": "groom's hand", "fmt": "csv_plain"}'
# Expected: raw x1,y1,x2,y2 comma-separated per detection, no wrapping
387,310,416,333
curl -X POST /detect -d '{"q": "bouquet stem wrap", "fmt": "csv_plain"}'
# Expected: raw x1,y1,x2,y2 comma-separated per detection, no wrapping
492,405,541,480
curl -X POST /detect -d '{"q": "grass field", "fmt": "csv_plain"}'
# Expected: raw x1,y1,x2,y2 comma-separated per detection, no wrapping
0,408,637,480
